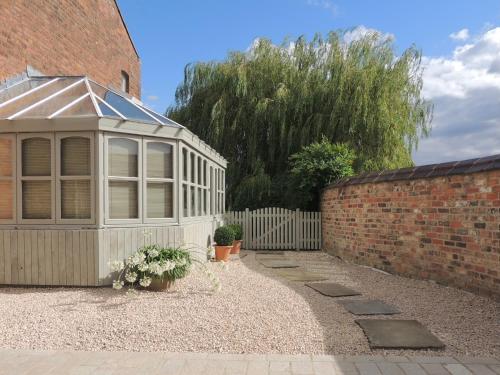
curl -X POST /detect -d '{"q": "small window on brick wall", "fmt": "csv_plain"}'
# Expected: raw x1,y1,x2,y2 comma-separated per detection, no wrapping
121,71,130,94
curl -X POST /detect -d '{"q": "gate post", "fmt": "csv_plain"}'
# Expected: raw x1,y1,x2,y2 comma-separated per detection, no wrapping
295,208,301,251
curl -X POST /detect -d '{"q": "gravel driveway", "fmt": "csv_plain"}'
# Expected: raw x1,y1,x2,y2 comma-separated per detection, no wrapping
0,251,498,356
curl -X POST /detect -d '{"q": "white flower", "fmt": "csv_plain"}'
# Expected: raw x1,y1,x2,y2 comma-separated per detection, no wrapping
148,249,159,258
137,262,149,272
148,262,163,276
139,277,152,287
125,271,137,283
112,280,124,290
161,260,175,272
127,252,146,266
110,260,124,272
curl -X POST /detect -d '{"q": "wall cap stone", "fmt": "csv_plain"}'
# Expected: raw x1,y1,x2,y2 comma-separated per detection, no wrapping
326,153,500,189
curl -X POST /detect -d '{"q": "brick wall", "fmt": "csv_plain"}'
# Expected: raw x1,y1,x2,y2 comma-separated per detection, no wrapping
321,156,500,300
0,0,140,98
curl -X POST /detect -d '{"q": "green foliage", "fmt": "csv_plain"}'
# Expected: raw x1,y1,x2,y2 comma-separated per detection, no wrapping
289,138,355,209
168,30,432,209
214,225,235,246
228,224,243,241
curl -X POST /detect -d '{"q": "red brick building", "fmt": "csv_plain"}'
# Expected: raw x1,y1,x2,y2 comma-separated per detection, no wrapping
0,0,141,98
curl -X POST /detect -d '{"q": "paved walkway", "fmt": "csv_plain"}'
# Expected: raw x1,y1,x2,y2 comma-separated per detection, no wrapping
0,350,498,375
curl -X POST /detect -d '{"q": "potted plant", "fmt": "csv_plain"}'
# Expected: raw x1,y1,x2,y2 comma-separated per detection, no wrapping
111,244,192,291
214,225,235,261
229,224,243,254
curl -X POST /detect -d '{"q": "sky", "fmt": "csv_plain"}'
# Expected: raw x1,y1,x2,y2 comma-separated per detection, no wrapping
117,0,500,165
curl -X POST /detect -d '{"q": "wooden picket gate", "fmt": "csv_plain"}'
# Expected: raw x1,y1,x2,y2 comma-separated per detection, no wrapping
225,208,321,250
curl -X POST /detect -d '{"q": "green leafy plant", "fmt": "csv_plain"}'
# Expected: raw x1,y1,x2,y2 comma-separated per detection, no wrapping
214,225,235,246
228,224,243,241
110,244,192,289
289,138,355,209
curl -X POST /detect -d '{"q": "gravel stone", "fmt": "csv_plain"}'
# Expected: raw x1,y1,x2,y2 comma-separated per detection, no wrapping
0,251,497,357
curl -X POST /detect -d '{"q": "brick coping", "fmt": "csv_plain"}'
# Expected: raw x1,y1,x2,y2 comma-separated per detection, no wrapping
326,153,500,189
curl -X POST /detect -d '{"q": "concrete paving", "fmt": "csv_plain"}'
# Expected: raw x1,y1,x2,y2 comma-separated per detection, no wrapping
0,349,497,374
356,320,445,350
337,300,401,315
306,282,362,297
275,269,329,282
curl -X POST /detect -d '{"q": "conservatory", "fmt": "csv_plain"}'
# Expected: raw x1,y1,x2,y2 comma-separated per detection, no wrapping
0,75,226,286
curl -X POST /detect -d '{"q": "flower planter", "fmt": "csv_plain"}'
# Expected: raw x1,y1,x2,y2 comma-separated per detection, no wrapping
215,245,232,261
148,278,175,291
231,240,243,254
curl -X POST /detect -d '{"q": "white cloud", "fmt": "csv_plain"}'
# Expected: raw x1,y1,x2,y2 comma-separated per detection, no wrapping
414,27,500,165
449,28,470,41
342,25,394,45
306,0,338,16
147,95,159,101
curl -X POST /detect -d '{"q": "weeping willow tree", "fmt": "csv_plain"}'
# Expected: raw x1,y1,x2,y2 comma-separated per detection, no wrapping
167,30,433,209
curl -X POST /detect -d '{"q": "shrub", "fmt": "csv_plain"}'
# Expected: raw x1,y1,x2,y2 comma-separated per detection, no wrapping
229,224,243,241
214,225,235,246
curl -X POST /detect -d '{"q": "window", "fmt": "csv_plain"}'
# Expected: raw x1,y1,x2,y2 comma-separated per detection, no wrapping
145,141,174,220
19,135,54,221
107,137,140,220
121,71,130,93
0,135,15,222
57,134,93,221
182,148,189,217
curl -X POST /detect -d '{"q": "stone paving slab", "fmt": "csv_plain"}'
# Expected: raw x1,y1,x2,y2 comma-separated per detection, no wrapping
305,282,362,297
0,350,498,375
275,269,329,282
258,259,300,268
256,251,285,255
338,300,401,315
356,320,445,350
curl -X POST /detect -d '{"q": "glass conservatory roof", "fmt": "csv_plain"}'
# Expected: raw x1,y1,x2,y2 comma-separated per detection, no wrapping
0,76,183,127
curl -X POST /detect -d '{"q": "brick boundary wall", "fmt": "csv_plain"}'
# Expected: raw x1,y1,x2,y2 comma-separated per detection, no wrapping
321,155,500,300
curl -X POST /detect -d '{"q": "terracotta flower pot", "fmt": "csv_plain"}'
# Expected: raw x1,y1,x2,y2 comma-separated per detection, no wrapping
215,245,232,261
148,278,175,291
231,240,243,254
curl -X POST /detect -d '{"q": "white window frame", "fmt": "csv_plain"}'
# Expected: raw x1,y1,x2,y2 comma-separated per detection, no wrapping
17,133,55,224
56,132,95,224
104,133,142,225
181,147,190,219
0,134,16,224
143,138,177,224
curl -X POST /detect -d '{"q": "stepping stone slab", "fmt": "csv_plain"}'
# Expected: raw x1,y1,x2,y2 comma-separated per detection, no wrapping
337,300,400,315
355,319,445,349
258,259,299,268
305,282,361,297
275,269,328,282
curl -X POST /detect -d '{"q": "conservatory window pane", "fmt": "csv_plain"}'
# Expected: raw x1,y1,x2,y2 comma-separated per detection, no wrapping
57,95,97,117
21,81,87,118
203,161,207,186
61,137,90,176
190,187,195,216
198,187,202,216
109,181,138,219
0,181,13,219
147,182,173,218
102,90,156,123
190,153,195,183
183,184,188,217
61,180,91,219
203,190,207,216
22,138,51,176
147,142,173,179
0,79,46,105
22,181,51,219
197,157,202,184
0,78,78,118
182,149,188,181
0,137,13,177
108,138,138,177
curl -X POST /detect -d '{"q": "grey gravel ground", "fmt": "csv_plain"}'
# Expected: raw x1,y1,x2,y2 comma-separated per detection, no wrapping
0,251,498,357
